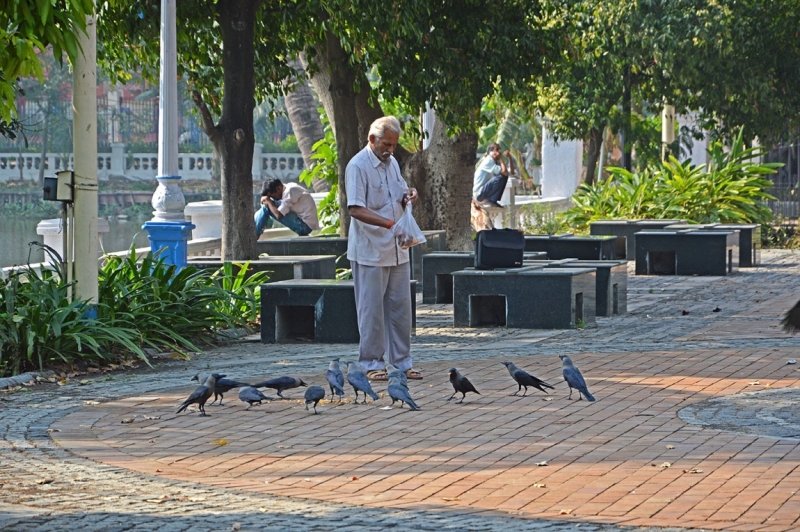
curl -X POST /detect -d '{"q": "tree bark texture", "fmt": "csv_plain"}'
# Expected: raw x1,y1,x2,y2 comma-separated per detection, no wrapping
304,29,384,236
215,0,258,260
583,126,604,186
403,115,476,251
284,58,329,192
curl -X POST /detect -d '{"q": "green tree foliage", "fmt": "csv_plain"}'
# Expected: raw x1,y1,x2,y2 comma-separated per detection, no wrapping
0,0,93,124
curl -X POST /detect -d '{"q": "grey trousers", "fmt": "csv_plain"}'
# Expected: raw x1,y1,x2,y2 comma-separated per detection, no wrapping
352,261,413,372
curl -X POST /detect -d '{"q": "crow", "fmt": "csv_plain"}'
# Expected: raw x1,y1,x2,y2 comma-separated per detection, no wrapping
326,358,345,401
177,373,224,416
252,376,307,398
559,354,595,401
304,386,326,414
385,363,408,387
502,361,554,397
238,387,272,410
387,374,419,410
346,362,380,404
192,373,251,406
781,299,800,333
447,368,480,404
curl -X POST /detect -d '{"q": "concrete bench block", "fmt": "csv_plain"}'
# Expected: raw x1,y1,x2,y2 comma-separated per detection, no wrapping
634,230,739,276
422,251,549,304
452,267,596,329
589,219,685,259
188,255,336,283
409,230,447,290
544,260,627,316
665,223,760,267
258,236,349,269
524,234,617,260
260,279,417,343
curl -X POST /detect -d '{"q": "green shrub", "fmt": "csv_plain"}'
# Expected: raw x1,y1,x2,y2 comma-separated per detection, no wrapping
558,131,780,232
97,249,254,354
0,249,146,377
208,261,270,324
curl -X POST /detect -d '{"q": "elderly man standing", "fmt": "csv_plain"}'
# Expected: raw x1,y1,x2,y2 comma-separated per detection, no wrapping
345,116,423,382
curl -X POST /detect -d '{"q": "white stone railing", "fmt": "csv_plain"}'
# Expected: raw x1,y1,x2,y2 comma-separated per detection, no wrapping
0,143,304,183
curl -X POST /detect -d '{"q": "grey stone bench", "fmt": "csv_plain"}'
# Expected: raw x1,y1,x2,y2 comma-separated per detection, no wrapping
524,234,617,260
422,251,548,304
257,230,447,287
452,266,596,329
589,219,685,259
544,260,627,316
257,235,349,269
664,223,760,267
260,279,417,343
188,255,336,282
634,230,739,275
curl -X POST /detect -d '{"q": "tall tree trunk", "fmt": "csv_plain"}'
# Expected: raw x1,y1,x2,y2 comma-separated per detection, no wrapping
404,115,476,251
191,0,258,260
303,23,384,235
284,57,328,192
583,126,604,186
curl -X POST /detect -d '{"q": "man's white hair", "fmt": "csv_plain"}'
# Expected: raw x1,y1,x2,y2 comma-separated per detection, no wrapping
369,116,402,140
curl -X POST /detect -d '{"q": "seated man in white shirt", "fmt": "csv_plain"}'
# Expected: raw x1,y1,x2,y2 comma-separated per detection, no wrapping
254,179,320,237
473,142,512,208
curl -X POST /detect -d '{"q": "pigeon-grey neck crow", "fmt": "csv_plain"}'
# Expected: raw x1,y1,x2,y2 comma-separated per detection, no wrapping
253,376,307,398
238,387,272,410
326,358,345,401
447,368,480,404
502,362,554,397
304,386,326,414
177,373,225,416
559,355,595,401
346,362,380,404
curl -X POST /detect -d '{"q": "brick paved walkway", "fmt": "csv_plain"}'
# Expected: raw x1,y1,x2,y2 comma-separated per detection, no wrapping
2,250,800,531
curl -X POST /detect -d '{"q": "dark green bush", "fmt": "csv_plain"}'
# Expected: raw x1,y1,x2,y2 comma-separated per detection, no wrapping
558,131,780,232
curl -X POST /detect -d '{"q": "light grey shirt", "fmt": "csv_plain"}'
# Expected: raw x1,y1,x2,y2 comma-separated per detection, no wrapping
345,145,409,267
473,155,501,198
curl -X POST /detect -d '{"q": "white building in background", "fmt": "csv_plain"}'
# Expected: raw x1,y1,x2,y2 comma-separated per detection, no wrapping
0,143,305,184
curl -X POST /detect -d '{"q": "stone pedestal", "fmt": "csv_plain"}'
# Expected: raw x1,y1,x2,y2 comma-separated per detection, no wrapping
142,221,195,267
184,200,222,239
37,218,110,259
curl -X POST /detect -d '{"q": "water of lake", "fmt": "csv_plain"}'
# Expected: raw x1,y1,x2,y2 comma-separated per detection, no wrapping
0,214,151,268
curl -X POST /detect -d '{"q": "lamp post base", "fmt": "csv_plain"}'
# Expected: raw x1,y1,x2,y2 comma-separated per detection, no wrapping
142,221,195,268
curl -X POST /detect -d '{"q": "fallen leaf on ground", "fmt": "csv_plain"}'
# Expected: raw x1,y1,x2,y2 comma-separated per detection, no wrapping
304,478,311,482
442,497,460,502
543,397,553,401
764,383,771,388
536,461,548,466
788,360,796,365
46,428,60,433
352,477,358,481
155,469,162,472
211,439,228,446
142,415,161,420
659,462,671,468
57,380,67,386
683,468,703,474
188,496,206,502
666,445,675,450
259,507,268,512
560,509,572,515
533,483,546,488
230,522,241,530
749,381,760,385
84,400,100,405
36,479,54,485
78,380,92,386
148,439,156,444
120,417,135,424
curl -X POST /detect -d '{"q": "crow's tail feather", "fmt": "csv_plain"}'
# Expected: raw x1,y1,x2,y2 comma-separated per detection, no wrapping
781,299,800,333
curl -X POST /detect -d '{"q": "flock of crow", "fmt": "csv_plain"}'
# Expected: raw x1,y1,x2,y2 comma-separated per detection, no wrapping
176,354,595,416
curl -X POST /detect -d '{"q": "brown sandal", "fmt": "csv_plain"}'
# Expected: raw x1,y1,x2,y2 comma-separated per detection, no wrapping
405,369,423,380
366,370,388,382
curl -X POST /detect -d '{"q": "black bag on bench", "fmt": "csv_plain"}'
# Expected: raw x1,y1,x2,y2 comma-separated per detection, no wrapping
475,228,524,269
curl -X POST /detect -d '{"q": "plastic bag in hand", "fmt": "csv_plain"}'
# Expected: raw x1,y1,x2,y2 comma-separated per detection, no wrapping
392,203,427,249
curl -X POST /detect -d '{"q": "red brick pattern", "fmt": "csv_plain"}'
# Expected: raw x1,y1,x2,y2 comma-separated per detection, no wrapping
52,348,800,530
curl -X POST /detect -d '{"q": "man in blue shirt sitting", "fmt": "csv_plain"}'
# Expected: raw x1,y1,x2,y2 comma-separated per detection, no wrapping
473,142,512,208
